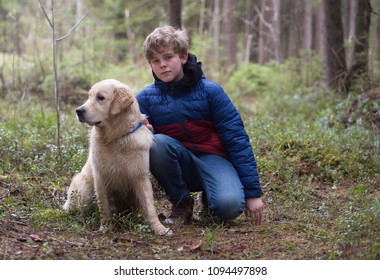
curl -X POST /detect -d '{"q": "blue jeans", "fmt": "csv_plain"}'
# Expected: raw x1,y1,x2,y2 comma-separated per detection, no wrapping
150,134,245,221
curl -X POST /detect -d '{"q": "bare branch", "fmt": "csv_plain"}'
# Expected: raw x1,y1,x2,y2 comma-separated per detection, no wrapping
38,0,53,28
370,7,380,17
254,5,275,36
57,13,88,42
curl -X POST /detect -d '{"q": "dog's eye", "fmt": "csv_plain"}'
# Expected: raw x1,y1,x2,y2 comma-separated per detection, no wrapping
97,95,105,101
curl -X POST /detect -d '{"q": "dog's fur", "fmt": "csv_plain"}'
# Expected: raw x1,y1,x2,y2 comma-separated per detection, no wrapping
63,79,170,236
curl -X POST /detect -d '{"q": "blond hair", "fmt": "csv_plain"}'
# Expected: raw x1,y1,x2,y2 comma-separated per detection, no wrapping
143,26,189,62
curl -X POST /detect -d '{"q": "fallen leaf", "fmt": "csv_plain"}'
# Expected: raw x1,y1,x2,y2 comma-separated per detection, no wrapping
30,234,43,242
115,237,143,244
177,246,184,252
190,241,202,251
66,240,84,247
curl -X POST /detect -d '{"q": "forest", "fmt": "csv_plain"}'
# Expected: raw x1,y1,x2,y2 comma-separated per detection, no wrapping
0,0,379,261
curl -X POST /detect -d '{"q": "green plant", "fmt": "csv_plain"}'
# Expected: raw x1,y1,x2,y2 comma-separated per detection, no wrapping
226,63,273,98
202,228,217,253
338,198,380,259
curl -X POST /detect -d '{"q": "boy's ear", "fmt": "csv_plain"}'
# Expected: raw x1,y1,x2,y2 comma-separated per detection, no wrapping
181,52,188,64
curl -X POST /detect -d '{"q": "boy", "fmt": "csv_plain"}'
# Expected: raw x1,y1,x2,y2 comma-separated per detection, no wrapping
137,26,264,226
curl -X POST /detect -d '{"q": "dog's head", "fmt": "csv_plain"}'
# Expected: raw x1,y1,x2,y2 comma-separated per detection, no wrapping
76,79,135,126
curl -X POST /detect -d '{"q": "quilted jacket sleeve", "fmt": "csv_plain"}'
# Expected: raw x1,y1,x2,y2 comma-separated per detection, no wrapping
136,88,152,123
206,82,262,198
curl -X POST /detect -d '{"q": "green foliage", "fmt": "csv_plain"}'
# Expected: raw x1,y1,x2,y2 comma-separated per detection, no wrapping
226,50,323,99
226,63,272,98
32,209,73,228
278,50,324,93
339,192,380,258
222,53,380,259
0,105,88,177
249,113,379,185
202,228,217,253
117,210,152,234
189,32,224,82
368,242,380,260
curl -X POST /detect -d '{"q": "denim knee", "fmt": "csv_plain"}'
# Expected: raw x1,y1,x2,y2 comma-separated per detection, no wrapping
209,194,245,221
150,134,169,160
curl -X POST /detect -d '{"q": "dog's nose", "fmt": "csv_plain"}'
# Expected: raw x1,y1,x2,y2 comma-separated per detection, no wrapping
76,108,85,117
76,108,86,123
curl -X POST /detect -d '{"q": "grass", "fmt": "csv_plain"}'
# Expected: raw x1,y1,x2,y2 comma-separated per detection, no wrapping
1,66,380,259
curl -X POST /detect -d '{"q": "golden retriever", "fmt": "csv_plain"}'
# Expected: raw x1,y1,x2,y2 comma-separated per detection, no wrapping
63,79,171,236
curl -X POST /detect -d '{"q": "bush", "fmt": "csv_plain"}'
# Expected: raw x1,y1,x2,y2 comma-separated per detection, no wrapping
226,50,323,99
225,63,273,98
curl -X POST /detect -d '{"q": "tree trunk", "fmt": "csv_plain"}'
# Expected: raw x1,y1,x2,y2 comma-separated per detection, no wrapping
244,0,259,63
287,1,303,58
345,0,357,69
76,0,86,75
349,0,371,85
258,0,281,64
222,0,237,67
125,9,137,64
169,0,182,28
303,0,313,50
314,2,324,57
258,0,271,64
322,0,348,93
210,0,221,65
0,4,9,95
272,0,281,63
377,0,380,62
198,0,206,37
243,0,252,63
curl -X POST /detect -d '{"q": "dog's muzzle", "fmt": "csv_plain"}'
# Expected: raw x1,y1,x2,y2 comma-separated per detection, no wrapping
76,107,86,123
76,107,102,126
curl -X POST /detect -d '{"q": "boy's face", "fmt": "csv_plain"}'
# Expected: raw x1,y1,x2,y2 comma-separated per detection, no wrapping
149,47,188,83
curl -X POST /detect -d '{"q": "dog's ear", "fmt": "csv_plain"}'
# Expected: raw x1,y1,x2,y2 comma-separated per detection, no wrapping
111,87,134,115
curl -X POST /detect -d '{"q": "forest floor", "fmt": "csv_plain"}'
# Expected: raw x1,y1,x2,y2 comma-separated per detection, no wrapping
0,178,372,260
0,200,329,260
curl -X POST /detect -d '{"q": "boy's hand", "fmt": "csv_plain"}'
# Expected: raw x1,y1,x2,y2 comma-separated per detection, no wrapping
142,115,153,131
245,197,265,225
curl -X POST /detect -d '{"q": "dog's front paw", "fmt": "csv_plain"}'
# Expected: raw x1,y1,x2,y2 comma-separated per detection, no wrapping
154,226,173,236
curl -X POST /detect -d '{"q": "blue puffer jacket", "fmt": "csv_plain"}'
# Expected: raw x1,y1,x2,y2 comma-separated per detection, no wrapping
136,54,262,198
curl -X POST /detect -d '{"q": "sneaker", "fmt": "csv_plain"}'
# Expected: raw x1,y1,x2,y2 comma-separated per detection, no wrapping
164,197,194,225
